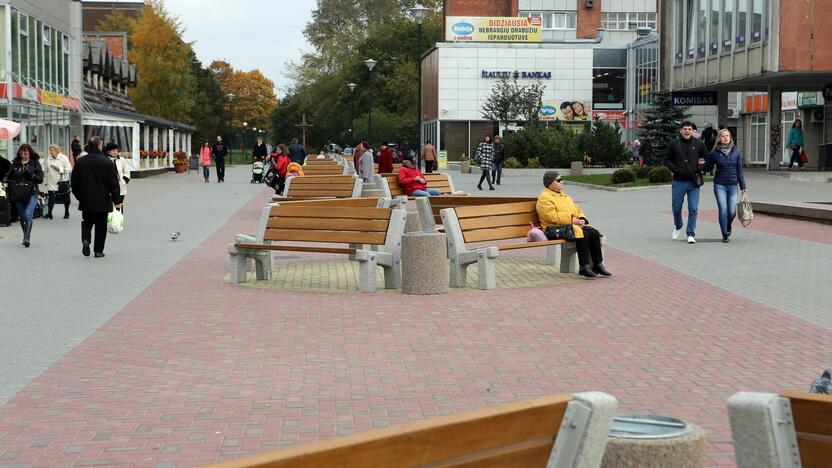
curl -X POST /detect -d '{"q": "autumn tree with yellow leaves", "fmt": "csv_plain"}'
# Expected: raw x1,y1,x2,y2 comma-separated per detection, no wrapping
210,60,277,134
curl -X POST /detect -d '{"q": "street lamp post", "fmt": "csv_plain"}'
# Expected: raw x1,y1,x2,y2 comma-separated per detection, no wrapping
241,121,248,165
364,59,377,144
347,83,357,145
409,5,429,170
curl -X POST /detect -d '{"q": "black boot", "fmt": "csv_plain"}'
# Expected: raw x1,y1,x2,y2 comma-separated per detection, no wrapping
592,263,612,277
22,220,32,247
578,264,597,278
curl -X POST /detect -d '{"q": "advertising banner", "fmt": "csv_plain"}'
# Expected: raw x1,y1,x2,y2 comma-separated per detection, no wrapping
446,17,541,43
591,110,626,121
539,100,591,121
62,96,81,111
42,91,63,108
438,150,448,170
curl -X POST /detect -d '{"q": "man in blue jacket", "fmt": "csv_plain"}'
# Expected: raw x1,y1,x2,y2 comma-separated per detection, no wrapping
664,121,708,244
287,138,307,165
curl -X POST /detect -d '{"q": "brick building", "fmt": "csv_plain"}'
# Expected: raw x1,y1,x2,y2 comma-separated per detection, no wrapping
422,0,658,163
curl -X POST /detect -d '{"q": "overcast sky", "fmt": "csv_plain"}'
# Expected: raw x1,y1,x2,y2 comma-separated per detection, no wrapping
164,0,317,96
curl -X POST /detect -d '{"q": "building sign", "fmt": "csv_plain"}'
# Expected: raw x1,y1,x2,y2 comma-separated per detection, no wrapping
592,110,626,121
446,17,542,43
539,100,591,121
438,150,448,170
481,70,552,79
42,91,63,108
782,92,798,110
671,92,718,106
823,84,832,101
797,92,824,109
62,96,81,111
20,85,39,102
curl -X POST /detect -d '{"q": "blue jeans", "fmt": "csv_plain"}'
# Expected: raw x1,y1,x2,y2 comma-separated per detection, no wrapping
491,161,503,184
671,180,700,237
714,183,738,238
411,188,441,197
14,194,38,222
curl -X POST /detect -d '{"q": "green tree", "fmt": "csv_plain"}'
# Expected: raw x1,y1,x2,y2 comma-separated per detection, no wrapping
482,79,545,132
583,121,628,167
187,51,226,151
638,92,690,165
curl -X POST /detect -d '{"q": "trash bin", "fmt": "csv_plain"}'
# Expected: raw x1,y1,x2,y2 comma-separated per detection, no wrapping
400,231,448,295
601,415,706,468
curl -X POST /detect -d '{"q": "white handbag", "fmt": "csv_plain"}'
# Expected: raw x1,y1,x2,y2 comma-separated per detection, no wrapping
107,209,124,234
738,192,754,227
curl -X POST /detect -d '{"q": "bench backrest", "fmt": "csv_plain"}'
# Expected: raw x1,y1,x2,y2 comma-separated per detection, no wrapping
209,394,574,468
271,197,383,208
380,173,453,198
284,175,361,199
304,158,340,166
302,165,348,176
374,163,402,174
417,196,538,230
782,391,832,467
446,201,540,244
261,205,394,246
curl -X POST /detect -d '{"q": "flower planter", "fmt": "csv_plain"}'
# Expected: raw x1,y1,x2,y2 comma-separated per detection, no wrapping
174,162,188,173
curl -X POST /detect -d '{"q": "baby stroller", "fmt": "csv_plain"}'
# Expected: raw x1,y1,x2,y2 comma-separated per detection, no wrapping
251,160,265,183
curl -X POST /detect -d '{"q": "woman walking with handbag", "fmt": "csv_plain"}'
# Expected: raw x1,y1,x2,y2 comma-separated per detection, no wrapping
2,144,44,247
475,134,495,190
703,129,747,242
787,119,805,170
43,144,72,219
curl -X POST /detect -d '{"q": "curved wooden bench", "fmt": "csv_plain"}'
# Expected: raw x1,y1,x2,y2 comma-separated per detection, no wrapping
416,196,537,232
209,392,618,468
273,175,362,201
376,172,455,199
228,204,407,292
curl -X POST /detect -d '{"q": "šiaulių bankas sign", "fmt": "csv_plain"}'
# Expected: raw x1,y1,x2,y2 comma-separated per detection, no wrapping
481,70,552,79
446,17,542,43
671,92,718,106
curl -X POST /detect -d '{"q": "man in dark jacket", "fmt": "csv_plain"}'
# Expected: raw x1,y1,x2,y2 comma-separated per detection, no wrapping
211,136,229,183
491,135,506,185
701,123,717,152
287,137,306,165
71,136,123,257
665,121,708,244
252,137,267,162
70,135,82,165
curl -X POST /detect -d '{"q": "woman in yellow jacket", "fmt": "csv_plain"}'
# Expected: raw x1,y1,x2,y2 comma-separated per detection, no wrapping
536,170,611,278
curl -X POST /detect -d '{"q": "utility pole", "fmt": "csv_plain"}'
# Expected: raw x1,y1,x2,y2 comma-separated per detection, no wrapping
295,114,313,149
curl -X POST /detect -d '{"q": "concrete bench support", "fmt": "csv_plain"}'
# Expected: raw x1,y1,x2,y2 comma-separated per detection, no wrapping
726,392,801,468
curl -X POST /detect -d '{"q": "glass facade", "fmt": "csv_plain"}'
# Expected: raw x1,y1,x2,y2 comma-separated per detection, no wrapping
518,11,577,30
675,0,770,62
10,8,70,94
601,12,656,31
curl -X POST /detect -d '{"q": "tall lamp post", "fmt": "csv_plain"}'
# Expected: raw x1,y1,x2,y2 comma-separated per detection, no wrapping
363,59,377,144
409,5,429,170
347,82,357,145
241,121,248,165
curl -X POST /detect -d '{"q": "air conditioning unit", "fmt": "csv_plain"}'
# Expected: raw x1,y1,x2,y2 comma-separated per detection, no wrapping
586,0,594,7
810,109,824,123
727,108,739,119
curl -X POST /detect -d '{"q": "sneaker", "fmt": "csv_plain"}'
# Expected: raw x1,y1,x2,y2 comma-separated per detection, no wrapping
721,238,729,243
672,228,683,240
687,236,696,244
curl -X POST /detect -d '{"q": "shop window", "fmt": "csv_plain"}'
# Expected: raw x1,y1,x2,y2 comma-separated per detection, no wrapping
709,0,719,55
722,0,733,52
593,68,626,110
748,114,767,164
601,12,656,31
736,0,747,48
518,11,576,30
685,0,696,60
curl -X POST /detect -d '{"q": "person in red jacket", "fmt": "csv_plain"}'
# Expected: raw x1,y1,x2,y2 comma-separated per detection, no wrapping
397,154,441,197
378,142,394,174
274,144,291,195
353,140,367,170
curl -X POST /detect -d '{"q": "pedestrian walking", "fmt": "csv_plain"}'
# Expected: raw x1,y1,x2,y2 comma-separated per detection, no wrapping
71,136,123,258
199,141,212,183
474,134,495,190
787,119,805,170
2,144,43,247
665,121,708,244
287,137,307,165
105,142,130,211
631,139,642,166
641,137,653,166
70,135,82,166
358,141,374,182
378,142,394,174
42,144,72,219
212,136,229,182
701,123,717,152
353,140,366,170
491,135,506,185
422,140,437,173
703,129,747,242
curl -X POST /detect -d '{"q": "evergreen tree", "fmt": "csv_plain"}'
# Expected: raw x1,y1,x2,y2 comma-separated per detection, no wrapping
637,92,689,165
585,121,628,168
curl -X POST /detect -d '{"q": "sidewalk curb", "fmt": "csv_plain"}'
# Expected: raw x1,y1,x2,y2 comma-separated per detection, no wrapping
563,181,670,192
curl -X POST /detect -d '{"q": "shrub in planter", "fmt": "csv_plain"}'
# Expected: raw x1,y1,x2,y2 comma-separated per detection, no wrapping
648,166,673,183
527,157,542,168
504,156,522,168
635,165,652,179
611,168,636,184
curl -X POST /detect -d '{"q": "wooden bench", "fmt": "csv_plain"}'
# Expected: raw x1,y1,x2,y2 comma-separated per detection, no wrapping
441,201,602,289
273,175,362,201
416,196,537,232
728,391,832,468
209,392,618,468
376,172,455,199
302,164,351,176
374,163,402,174
228,204,407,292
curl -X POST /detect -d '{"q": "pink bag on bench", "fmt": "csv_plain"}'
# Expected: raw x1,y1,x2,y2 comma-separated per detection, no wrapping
527,223,547,242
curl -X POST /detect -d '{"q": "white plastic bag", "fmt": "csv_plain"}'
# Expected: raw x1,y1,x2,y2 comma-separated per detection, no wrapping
107,209,124,234
738,192,754,227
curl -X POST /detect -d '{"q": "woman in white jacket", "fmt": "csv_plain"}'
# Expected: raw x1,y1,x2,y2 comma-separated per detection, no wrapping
42,144,73,219
105,142,130,209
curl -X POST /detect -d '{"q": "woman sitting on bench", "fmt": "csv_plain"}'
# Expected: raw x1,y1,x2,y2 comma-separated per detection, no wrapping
536,170,612,279
398,154,440,197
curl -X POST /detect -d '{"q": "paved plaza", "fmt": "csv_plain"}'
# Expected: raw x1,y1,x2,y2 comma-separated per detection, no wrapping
0,166,830,466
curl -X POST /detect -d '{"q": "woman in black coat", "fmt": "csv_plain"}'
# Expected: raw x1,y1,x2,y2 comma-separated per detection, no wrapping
2,144,44,247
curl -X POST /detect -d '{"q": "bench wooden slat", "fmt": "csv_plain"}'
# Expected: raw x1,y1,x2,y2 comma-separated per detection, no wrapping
273,198,379,207
287,189,356,196
462,225,531,243
781,391,832,467
209,394,571,468
455,202,538,219
458,213,538,230
497,239,567,251
264,229,386,245
234,244,356,255
269,206,392,220
268,217,391,232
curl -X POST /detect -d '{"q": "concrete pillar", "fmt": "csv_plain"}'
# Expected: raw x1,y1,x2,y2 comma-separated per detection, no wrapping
152,127,158,151
767,86,782,171
131,122,140,170
142,124,149,151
